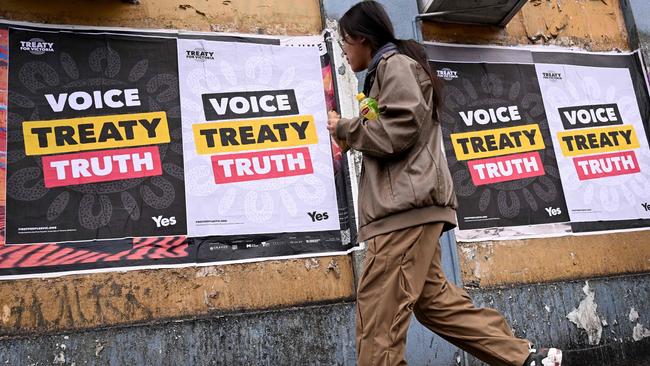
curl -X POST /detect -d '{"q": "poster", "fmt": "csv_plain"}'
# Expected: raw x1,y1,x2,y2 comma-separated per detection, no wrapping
536,60,650,229
430,61,569,230
5,29,187,244
0,28,8,244
187,36,356,263
0,23,358,278
428,43,650,235
178,39,340,237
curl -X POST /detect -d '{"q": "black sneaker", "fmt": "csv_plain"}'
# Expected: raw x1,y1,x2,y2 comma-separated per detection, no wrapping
524,347,563,366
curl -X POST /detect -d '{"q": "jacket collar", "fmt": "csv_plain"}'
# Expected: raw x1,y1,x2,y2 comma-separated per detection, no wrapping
367,42,398,75
363,42,398,95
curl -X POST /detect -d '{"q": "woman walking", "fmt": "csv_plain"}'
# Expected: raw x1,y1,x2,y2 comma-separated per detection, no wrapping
326,2,562,366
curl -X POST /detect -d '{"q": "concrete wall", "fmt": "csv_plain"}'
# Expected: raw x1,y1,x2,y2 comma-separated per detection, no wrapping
0,257,355,336
0,303,357,365
467,275,650,366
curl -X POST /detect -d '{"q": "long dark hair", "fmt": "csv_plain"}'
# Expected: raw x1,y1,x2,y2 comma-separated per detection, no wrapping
339,1,441,109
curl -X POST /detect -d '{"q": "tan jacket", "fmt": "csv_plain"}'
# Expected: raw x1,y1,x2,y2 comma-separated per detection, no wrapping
337,51,457,241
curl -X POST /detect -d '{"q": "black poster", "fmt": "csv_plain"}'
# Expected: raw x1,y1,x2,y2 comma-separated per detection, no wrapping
6,29,186,244
431,62,569,229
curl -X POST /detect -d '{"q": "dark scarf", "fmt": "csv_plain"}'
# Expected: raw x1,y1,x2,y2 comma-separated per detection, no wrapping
363,42,398,95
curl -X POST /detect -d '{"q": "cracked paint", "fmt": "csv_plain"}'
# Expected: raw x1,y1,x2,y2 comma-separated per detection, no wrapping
632,323,650,341
423,0,628,51
326,259,341,279
629,307,639,322
304,258,320,271
1,305,10,324
567,281,602,345
95,340,105,357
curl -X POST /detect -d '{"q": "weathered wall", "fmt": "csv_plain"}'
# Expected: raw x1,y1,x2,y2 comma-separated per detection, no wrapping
0,0,322,35
423,1,650,364
467,275,650,366
0,256,355,336
0,0,357,343
0,302,357,365
2,0,649,364
424,0,630,51
627,0,650,71
423,0,649,290
459,231,650,288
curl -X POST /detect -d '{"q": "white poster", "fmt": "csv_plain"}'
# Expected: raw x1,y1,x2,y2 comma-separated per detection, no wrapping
178,39,340,237
536,64,650,222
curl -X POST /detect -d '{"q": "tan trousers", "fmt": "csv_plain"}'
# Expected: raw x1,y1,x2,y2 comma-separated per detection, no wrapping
356,223,530,366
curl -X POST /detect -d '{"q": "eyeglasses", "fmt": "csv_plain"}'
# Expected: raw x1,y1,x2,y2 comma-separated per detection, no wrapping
337,37,353,55
326,34,350,54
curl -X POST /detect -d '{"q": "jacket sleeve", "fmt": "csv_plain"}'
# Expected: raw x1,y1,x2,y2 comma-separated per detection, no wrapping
336,55,425,158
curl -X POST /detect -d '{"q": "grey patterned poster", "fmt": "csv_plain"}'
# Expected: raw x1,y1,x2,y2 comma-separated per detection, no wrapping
5,29,186,244
177,39,340,237
535,63,650,225
430,61,570,229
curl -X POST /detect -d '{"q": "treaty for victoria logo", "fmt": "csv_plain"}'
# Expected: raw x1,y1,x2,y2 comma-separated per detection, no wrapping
437,68,458,81
185,47,215,62
542,70,563,81
20,38,54,55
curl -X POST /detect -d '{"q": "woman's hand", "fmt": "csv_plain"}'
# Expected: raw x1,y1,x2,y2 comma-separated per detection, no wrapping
327,110,340,137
